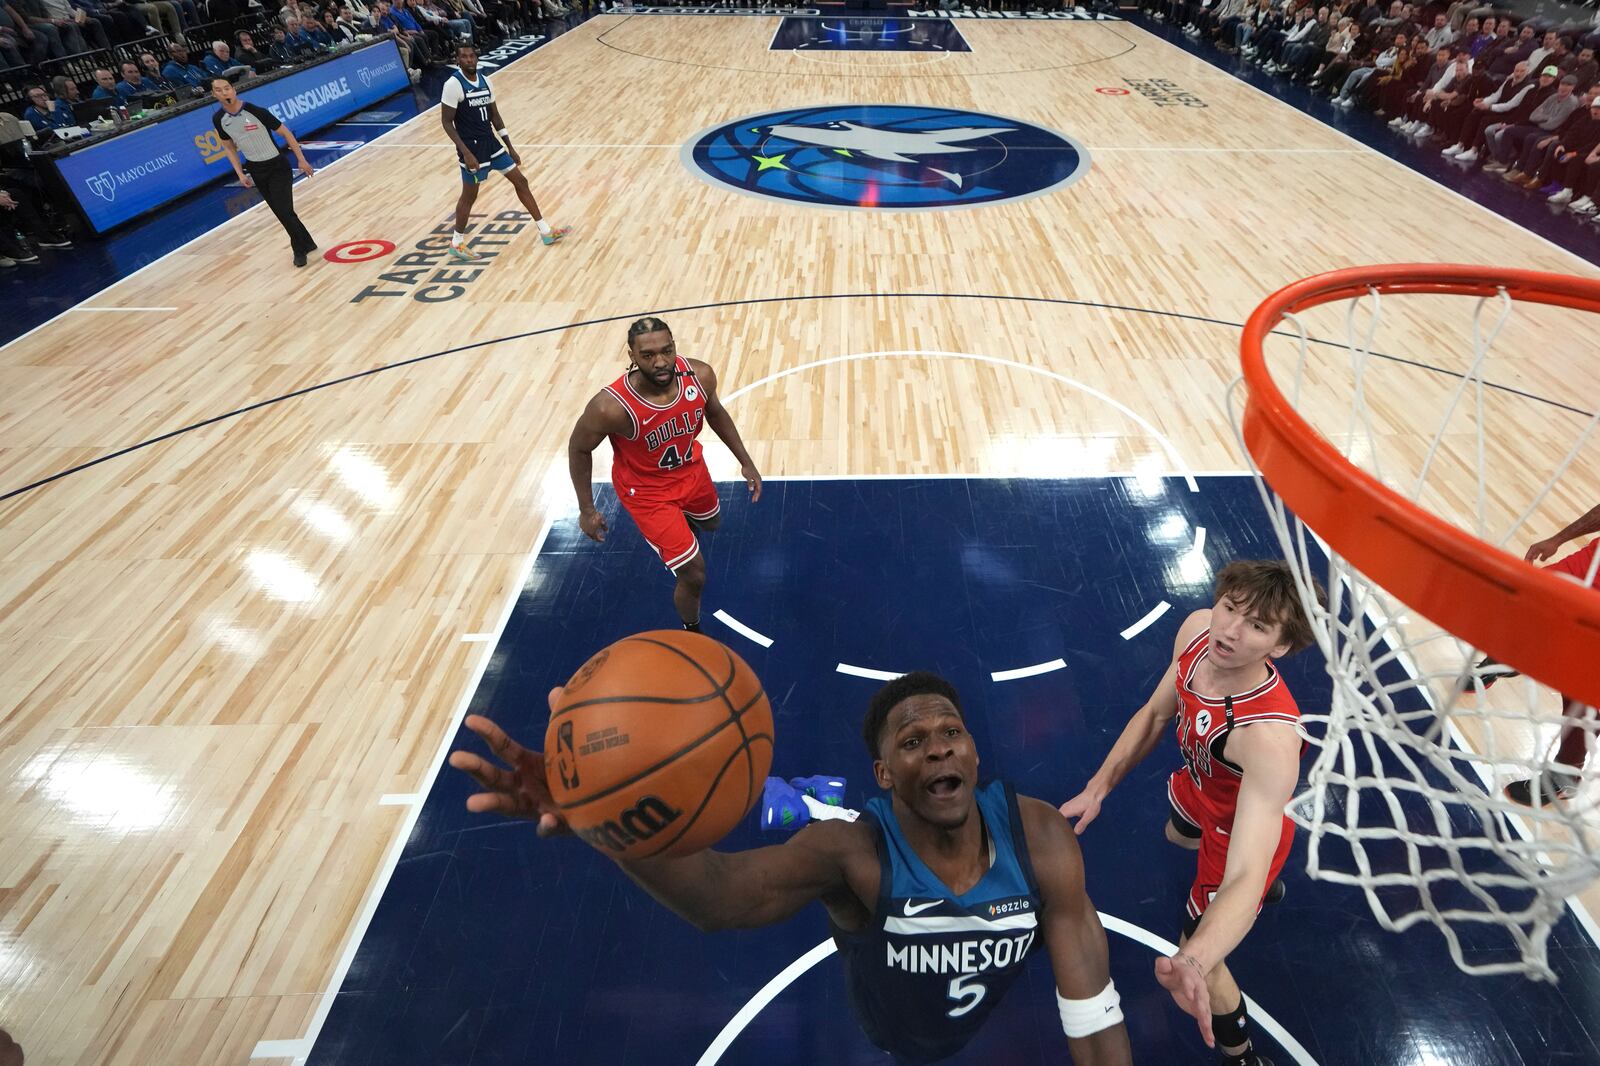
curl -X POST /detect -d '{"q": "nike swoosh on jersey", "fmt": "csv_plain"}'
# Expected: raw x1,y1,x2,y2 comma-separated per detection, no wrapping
902,899,941,917
640,415,657,426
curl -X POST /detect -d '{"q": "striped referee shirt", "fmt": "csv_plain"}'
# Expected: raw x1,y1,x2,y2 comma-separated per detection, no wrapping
213,102,286,163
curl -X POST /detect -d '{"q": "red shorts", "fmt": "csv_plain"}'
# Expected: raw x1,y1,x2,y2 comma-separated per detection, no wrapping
615,463,720,572
1547,540,1597,584
1168,771,1296,921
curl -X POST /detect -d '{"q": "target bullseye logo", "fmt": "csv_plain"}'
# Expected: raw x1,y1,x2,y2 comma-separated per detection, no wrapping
1095,87,1131,95
325,240,396,264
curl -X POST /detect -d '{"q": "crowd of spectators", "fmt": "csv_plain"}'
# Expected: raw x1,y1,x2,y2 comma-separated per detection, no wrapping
1150,0,1600,218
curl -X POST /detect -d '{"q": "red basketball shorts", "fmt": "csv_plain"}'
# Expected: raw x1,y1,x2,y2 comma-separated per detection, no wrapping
1169,770,1296,921
615,463,720,572
1547,540,1598,585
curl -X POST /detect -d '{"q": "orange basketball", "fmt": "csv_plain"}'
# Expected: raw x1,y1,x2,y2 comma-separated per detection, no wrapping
546,630,774,860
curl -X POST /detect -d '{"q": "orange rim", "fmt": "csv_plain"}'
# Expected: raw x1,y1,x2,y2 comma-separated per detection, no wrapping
1240,264,1600,709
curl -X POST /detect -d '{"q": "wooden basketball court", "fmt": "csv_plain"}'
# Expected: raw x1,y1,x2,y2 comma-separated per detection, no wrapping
1,12,1596,1065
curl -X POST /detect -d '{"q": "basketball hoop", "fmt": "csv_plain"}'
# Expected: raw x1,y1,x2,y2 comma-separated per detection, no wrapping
1232,264,1600,981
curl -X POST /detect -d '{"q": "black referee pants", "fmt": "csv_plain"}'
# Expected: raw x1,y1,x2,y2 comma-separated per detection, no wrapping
247,156,315,257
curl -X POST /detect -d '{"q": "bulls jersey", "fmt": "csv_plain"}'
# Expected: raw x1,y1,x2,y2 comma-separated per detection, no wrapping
1169,628,1302,831
602,359,707,494
440,68,502,161
832,781,1041,1065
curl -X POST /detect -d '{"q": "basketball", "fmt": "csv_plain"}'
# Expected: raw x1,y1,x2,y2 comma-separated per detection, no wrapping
546,630,773,860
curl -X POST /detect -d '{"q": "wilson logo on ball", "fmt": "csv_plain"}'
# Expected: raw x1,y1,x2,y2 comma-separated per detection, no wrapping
577,794,683,854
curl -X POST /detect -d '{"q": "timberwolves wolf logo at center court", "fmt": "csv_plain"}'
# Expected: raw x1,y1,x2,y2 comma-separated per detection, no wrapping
683,104,1089,210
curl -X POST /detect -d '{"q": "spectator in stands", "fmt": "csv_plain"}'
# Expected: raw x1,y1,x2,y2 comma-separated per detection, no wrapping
35,0,113,50
391,0,443,57
12,0,89,54
76,0,145,45
0,13,25,65
1395,50,1472,138
51,72,80,106
1383,44,1450,121
1568,47,1597,93
233,27,265,63
281,15,317,52
1493,73,1584,176
1444,59,1533,159
1368,0,1403,34
1525,30,1561,77
1467,15,1495,59
115,58,151,97
1237,0,1282,57
376,0,429,65
1565,99,1600,213
3,0,64,60
163,40,209,85
1422,11,1452,50
129,0,178,37
138,49,173,86
1312,11,1366,90
203,37,252,76
416,0,468,42
1276,6,1332,78
1514,90,1600,202
0,177,72,264
22,84,75,130
1334,30,1407,106
90,66,117,97
1485,22,1535,79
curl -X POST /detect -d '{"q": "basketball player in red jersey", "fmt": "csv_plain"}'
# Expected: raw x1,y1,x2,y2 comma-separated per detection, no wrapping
567,317,762,631
1059,561,1322,1066
1482,503,1599,807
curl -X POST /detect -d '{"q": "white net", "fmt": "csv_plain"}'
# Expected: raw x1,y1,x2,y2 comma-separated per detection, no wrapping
1229,277,1600,981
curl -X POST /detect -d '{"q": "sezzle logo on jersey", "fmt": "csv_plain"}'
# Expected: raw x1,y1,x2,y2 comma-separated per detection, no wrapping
644,409,705,453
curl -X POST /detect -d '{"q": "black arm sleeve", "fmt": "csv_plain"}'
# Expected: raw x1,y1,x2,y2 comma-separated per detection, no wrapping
212,109,231,141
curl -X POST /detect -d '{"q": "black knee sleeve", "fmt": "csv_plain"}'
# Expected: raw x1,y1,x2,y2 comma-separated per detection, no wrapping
1213,1001,1252,1052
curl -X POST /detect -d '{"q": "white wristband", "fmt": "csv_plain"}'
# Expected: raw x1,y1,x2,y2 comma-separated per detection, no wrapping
1058,979,1123,1038
496,127,509,138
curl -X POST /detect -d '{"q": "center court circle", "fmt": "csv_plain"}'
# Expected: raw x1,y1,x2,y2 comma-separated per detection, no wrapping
682,104,1091,211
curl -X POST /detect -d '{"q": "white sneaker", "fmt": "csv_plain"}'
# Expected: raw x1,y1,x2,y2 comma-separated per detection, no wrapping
1441,143,1464,156
1549,188,1574,204
1388,116,1406,127
1455,148,1477,162
1570,195,1597,213
1411,123,1431,138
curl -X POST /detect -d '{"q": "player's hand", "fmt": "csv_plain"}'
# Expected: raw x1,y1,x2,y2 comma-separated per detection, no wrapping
1525,536,1565,564
507,147,521,167
579,507,608,542
0,192,15,210
1155,951,1214,1047
447,695,571,838
1057,788,1103,834
239,172,255,188
461,150,479,171
298,158,314,178
742,463,762,502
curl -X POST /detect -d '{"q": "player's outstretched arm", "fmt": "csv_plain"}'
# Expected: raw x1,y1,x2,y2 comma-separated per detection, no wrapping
1059,609,1208,833
1021,798,1132,1066
567,392,630,541
1157,721,1300,1027
449,688,857,933
690,359,762,502
1527,503,1600,563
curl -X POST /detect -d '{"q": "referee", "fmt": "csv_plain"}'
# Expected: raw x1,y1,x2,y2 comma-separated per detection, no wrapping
210,77,319,267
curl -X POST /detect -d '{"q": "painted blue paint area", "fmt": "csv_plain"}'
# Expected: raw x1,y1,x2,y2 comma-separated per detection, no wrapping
771,16,972,51
1131,14,1600,268
308,476,1600,1066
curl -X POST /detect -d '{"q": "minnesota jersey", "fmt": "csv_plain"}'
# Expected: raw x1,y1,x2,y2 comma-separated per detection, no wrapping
441,68,502,160
1168,628,1303,831
832,781,1042,1065
602,358,707,494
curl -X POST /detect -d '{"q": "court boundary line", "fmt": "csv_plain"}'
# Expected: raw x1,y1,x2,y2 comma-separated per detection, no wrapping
6,291,1588,503
0,24,581,355
249,513,557,1065
1123,16,1599,272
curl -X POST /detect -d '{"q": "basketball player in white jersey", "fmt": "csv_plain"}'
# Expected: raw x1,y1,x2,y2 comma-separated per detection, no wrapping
440,42,568,262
